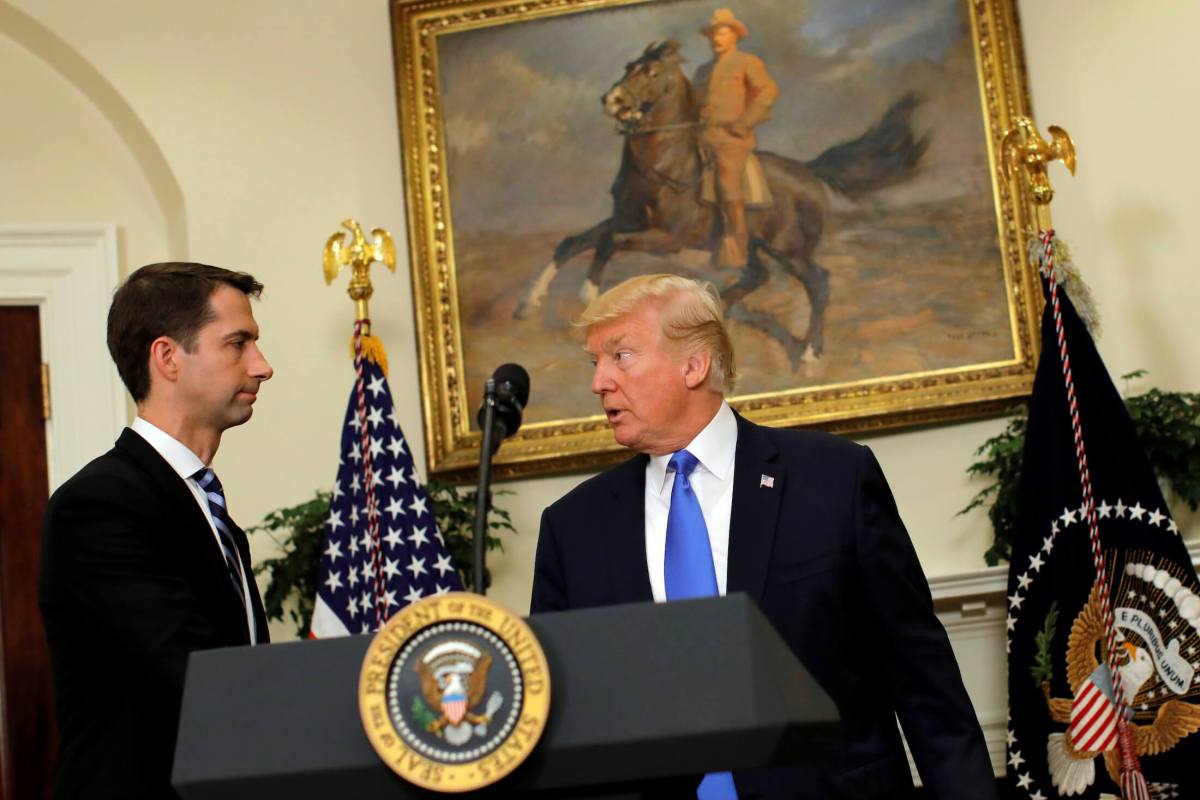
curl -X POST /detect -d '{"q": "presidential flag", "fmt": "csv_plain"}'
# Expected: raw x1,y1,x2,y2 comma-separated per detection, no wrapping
1006,233,1200,800
311,331,462,637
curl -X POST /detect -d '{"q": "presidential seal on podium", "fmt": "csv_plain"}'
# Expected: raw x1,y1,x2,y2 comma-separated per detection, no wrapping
359,593,551,792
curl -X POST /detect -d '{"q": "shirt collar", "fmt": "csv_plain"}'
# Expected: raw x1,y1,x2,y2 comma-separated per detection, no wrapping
647,401,737,494
130,417,207,480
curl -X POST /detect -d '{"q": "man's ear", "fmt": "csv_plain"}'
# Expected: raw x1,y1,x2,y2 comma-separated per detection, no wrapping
148,336,183,386
682,349,712,390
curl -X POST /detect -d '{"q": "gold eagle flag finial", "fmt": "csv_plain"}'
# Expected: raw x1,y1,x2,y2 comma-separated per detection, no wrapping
999,117,1076,229
323,218,397,371
323,218,397,333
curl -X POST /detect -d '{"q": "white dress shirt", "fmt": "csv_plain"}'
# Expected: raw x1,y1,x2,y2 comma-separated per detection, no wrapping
130,417,257,642
644,402,738,602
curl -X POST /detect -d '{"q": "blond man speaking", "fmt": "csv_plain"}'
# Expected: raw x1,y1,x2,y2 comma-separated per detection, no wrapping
531,275,995,799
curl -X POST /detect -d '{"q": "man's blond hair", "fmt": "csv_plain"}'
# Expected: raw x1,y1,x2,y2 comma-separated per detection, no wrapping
577,273,738,393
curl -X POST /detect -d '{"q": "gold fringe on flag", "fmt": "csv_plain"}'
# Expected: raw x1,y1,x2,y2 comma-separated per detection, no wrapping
351,333,389,376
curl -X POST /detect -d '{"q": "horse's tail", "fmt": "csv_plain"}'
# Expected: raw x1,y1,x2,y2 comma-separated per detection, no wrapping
805,91,929,199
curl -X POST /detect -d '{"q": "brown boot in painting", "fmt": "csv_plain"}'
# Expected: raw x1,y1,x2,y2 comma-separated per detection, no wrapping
717,200,748,269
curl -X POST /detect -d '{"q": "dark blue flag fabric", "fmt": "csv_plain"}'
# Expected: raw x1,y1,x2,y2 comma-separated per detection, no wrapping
1006,242,1200,800
312,349,462,637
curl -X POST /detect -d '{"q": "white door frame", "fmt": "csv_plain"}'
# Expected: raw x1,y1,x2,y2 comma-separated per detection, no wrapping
0,224,125,490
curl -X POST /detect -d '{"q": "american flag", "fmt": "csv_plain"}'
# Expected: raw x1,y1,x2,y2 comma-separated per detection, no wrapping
311,333,462,637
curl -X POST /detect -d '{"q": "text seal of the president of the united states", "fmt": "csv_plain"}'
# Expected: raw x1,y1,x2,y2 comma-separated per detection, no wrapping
359,592,551,792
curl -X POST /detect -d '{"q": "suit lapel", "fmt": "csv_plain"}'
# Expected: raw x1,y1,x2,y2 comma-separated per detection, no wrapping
115,429,253,643
726,413,785,604
606,454,654,604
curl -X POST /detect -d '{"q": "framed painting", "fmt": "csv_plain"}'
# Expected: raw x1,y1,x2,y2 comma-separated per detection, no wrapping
390,0,1042,480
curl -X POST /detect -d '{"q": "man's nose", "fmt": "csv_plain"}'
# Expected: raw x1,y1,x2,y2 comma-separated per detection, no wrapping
591,362,612,395
250,343,274,382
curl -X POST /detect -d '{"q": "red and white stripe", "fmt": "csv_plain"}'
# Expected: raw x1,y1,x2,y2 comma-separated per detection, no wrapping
444,698,467,725
1068,678,1118,752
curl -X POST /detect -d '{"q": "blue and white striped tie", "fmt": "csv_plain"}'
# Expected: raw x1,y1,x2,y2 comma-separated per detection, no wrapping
192,467,247,607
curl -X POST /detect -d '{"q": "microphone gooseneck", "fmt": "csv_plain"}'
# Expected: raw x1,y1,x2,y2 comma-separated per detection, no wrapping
473,363,531,594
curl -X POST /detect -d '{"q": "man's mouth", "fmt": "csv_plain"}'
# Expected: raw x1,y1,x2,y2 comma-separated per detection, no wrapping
605,408,623,423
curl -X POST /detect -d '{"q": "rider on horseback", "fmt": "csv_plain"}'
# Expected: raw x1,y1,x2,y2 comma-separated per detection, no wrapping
517,16,926,361
693,8,778,271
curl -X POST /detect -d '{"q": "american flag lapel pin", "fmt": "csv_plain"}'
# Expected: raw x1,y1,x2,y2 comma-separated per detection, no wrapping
759,474,775,489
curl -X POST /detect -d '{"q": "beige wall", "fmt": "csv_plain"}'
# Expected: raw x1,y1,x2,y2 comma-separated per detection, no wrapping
0,27,166,270
3,0,1197,640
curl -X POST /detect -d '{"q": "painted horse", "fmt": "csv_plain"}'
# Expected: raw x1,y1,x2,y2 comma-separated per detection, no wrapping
513,40,928,362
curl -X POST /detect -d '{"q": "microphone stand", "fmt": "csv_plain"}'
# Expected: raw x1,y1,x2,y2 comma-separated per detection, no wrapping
473,378,497,594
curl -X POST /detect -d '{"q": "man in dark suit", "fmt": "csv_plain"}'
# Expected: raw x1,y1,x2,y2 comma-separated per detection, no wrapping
531,274,996,799
40,262,273,799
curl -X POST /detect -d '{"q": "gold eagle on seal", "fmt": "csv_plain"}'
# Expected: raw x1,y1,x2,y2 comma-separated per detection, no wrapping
1041,585,1200,794
415,653,495,735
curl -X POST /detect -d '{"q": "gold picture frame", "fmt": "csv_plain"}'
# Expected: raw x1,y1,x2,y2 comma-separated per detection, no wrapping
391,0,1041,480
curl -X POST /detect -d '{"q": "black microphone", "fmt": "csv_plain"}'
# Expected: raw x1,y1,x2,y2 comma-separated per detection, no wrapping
473,363,530,594
477,363,530,447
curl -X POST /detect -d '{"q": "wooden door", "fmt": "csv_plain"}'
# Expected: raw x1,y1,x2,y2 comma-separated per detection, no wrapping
0,306,56,799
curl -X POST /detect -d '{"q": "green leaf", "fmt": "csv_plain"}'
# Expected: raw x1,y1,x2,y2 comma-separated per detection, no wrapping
246,491,330,638
959,412,1027,565
1030,601,1058,686
411,695,438,733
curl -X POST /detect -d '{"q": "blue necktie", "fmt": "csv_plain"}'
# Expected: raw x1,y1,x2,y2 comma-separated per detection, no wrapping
192,467,248,607
663,450,738,800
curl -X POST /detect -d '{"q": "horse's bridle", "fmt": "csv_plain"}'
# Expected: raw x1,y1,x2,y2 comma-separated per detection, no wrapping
625,120,701,137
611,60,701,138
610,61,705,191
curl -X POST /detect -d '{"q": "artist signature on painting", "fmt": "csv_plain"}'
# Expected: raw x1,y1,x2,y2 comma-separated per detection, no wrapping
947,329,999,341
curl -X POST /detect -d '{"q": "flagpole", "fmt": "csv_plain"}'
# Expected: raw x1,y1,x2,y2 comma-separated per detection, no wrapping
1002,120,1150,800
323,219,399,628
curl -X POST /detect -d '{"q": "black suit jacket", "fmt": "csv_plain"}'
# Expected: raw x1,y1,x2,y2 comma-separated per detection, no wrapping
39,429,269,800
531,414,995,799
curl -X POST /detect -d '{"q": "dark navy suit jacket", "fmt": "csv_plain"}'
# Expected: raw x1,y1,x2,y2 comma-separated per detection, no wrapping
531,413,996,799
40,429,269,799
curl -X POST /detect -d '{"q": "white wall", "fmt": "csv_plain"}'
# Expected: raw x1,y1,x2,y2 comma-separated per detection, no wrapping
2,0,1197,639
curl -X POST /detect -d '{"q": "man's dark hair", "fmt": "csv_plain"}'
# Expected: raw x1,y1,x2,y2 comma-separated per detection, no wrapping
107,262,263,402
